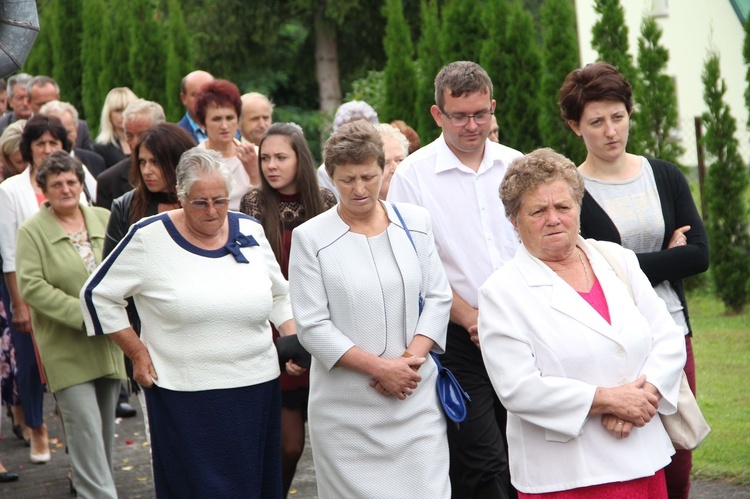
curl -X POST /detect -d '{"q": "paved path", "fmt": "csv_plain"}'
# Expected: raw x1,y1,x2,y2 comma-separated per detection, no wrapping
1,393,747,498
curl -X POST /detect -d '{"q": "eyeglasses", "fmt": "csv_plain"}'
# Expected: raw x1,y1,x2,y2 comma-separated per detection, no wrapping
439,107,494,127
185,194,230,210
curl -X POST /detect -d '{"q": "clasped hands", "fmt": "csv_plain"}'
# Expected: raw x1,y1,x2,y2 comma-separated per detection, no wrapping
369,355,425,400
599,375,660,440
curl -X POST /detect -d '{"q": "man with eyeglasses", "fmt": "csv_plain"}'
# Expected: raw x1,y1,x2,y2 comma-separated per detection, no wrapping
388,61,522,499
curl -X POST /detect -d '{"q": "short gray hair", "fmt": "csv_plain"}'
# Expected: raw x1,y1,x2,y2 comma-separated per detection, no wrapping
377,124,409,157
8,73,32,99
39,100,79,125
332,101,379,132
176,148,234,202
123,99,165,126
27,75,60,95
241,92,274,110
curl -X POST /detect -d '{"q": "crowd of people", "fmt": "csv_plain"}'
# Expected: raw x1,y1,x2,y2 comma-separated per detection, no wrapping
0,60,707,499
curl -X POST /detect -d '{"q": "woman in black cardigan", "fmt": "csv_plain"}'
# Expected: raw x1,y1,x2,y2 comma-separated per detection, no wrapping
559,62,709,499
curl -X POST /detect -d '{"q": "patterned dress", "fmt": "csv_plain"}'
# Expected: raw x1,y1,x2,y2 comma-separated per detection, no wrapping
240,188,336,398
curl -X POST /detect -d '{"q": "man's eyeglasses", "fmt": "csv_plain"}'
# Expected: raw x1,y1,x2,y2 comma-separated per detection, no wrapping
185,194,230,210
439,107,494,127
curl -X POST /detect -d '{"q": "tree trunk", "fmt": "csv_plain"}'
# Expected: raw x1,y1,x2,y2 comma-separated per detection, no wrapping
314,7,341,114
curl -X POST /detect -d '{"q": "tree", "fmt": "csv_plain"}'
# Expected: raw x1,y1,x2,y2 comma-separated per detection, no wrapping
744,14,750,130
635,14,683,165
538,0,586,164
164,0,193,122
479,0,510,142
381,0,419,126
49,0,84,112
24,0,54,76
499,2,542,153
415,0,442,144
99,2,132,98
440,0,483,64
591,0,636,82
128,0,167,106
701,51,750,313
81,0,107,127
591,0,642,154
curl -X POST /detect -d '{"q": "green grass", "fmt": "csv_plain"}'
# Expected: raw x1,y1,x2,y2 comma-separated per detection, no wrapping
687,291,750,485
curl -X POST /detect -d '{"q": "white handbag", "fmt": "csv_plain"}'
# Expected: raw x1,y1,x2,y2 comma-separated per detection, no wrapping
587,239,711,450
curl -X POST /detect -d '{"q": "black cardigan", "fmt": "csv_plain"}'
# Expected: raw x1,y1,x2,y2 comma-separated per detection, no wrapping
579,158,709,334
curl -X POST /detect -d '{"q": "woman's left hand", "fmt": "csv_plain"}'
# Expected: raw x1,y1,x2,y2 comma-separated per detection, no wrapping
369,356,425,400
601,413,635,439
285,359,307,376
236,141,258,179
667,225,691,248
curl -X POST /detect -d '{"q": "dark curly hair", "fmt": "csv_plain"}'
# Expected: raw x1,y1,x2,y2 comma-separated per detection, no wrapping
20,115,71,166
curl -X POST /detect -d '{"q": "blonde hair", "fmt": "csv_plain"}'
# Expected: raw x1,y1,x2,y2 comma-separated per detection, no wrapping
377,124,409,157
0,119,26,167
96,87,138,146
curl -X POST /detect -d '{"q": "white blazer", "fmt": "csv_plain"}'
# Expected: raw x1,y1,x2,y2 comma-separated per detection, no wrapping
0,167,94,272
289,201,451,370
478,237,686,494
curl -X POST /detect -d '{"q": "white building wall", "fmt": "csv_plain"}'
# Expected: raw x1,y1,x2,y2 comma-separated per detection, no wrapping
574,0,748,165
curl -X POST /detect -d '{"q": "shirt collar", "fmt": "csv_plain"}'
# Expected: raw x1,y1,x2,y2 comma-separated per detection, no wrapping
184,112,206,135
433,133,496,175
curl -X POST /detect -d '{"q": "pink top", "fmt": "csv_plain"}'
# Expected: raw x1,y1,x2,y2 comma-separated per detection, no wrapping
35,192,46,206
578,277,611,324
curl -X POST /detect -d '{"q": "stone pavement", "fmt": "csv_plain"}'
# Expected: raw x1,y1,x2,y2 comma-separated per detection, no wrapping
1,393,747,498
0,392,317,498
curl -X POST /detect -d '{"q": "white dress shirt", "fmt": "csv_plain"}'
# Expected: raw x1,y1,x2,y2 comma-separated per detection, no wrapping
387,134,522,307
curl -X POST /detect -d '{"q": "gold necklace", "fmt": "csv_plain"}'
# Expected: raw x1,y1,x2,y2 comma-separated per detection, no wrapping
577,247,591,290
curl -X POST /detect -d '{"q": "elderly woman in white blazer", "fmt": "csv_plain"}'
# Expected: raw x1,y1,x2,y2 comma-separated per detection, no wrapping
478,149,685,498
289,121,452,498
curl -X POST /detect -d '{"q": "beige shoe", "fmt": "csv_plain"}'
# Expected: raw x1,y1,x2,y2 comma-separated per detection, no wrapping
29,424,50,464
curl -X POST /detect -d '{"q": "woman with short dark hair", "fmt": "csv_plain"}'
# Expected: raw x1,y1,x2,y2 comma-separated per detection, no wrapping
0,115,89,464
559,62,709,499
17,150,124,496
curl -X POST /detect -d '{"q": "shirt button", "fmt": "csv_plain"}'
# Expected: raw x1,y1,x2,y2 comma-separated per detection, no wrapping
616,348,625,357
618,377,628,385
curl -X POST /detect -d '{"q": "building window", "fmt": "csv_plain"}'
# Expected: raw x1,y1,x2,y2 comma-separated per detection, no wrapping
653,0,669,17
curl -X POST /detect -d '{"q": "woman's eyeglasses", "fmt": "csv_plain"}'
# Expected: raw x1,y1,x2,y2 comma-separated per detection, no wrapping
185,194,230,210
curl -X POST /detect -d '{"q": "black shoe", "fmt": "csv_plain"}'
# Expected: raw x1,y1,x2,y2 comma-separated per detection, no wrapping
115,402,136,418
0,471,19,483
12,425,30,447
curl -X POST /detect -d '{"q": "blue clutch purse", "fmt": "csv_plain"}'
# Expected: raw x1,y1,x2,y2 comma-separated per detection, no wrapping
392,203,471,428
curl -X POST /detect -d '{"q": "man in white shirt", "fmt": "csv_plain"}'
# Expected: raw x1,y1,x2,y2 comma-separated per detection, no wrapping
388,61,522,499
